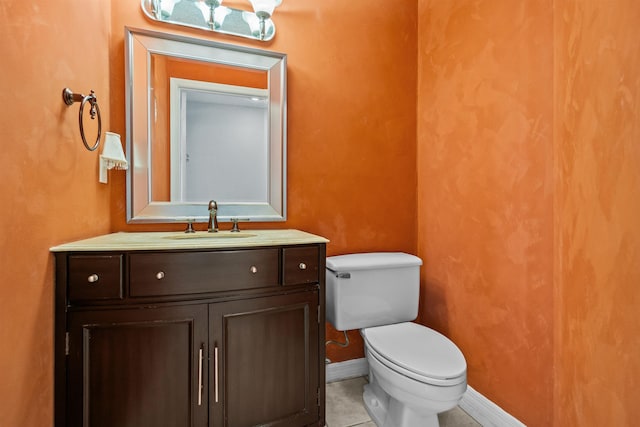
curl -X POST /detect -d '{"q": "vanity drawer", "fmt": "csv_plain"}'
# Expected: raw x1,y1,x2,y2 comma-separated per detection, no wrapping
68,255,123,301
283,246,320,286
129,249,280,297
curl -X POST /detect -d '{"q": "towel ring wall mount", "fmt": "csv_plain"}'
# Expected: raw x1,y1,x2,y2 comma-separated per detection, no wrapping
62,87,102,151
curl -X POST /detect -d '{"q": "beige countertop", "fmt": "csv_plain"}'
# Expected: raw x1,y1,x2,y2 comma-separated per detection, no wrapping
50,229,329,252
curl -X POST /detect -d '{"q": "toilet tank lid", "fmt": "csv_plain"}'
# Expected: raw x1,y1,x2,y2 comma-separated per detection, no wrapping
326,252,422,272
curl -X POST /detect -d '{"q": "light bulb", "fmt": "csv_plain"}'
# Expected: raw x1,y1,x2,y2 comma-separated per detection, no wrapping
248,0,282,19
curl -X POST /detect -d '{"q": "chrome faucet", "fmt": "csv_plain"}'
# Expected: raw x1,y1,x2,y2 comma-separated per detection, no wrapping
208,200,218,232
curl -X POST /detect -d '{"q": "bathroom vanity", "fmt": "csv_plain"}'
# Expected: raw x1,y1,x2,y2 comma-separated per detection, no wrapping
51,230,328,427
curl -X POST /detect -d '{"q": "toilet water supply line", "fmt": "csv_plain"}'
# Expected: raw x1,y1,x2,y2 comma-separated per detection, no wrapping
325,330,350,364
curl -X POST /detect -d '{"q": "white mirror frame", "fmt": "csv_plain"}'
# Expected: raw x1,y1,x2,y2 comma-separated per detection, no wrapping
124,27,287,224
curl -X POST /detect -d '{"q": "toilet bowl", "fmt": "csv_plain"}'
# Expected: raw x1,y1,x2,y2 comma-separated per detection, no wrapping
326,253,467,427
362,322,467,427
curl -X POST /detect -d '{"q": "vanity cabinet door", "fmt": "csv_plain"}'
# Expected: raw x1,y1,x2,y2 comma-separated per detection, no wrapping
67,305,208,427
210,291,320,427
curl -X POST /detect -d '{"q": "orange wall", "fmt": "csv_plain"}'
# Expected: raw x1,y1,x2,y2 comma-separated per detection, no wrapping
417,1,554,425
418,0,640,426
554,0,640,425
0,1,416,425
0,1,112,426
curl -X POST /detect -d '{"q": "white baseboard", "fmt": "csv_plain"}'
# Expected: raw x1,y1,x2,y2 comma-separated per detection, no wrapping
325,358,369,383
326,358,525,426
460,385,526,427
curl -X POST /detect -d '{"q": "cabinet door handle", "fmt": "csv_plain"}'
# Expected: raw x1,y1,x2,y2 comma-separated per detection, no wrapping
299,262,307,270
87,274,99,283
214,346,219,403
197,346,203,406
156,271,165,280
249,266,258,274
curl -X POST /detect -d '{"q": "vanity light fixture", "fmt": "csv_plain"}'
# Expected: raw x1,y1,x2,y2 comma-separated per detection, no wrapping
249,0,281,18
204,0,231,30
248,0,282,39
142,0,283,41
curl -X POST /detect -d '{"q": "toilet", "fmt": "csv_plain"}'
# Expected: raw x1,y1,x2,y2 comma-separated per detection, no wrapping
326,253,467,427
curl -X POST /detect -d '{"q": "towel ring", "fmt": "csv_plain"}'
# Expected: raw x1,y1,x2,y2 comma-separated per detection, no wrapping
62,88,102,151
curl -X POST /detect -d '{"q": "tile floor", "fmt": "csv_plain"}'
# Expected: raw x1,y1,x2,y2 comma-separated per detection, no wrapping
326,377,482,427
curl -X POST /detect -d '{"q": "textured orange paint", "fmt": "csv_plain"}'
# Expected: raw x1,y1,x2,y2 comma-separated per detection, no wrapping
163,56,268,89
0,1,112,426
419,0,640,426
554,0,640,425
417,1,554,425
151,54,172,200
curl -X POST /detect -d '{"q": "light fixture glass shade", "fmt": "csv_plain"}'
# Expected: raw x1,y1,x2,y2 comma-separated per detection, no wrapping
213,7,231,28
99,132,128,184
242,11,262,34
248,0,282,17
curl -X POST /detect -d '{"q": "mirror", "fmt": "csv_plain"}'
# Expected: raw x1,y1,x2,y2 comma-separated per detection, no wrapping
140,0,278,41
124,27,287,224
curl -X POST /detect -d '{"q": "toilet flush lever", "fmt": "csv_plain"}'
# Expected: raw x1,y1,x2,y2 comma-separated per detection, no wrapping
336,272,351,279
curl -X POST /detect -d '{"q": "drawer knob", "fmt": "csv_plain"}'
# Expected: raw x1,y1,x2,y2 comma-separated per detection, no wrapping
299,262,307,270
250,266,258,274
87,274,99,283
156,271,165,280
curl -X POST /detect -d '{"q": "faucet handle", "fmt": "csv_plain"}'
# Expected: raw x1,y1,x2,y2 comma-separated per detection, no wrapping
229,218,250,232
208,200,219,233
184,219,196,233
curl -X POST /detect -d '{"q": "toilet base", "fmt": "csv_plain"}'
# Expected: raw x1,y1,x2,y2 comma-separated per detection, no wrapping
363,376,439,427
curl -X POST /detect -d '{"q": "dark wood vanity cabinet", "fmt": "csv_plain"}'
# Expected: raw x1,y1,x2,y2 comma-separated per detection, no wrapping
54,240,326,427
210,292,319,427
66,304,209,427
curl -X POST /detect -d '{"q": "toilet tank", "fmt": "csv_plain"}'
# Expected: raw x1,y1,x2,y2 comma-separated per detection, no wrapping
326,252,422,331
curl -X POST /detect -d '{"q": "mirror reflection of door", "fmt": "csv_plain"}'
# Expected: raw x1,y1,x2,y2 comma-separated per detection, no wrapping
170,79,269,203
149,53,269,203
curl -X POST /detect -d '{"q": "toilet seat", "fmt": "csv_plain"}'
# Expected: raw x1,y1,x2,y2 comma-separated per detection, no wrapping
362,322,466,386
